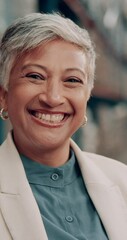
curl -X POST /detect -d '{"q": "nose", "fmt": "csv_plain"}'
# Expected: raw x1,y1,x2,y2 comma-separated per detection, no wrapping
38,80,65,108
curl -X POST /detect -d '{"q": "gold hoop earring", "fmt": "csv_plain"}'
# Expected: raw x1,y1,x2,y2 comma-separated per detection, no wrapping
0,108,9,120
82,116,87,126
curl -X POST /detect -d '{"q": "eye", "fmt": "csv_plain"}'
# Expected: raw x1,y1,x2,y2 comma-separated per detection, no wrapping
65,77,83,84
25,73,45,80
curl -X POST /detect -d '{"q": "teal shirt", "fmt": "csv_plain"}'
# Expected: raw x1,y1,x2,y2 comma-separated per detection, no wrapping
21,150,108,240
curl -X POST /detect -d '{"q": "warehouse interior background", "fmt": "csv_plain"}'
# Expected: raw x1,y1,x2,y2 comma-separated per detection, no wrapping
0,0,127,163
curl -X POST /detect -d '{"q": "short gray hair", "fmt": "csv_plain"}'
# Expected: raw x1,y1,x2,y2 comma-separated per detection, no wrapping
0,12,96,90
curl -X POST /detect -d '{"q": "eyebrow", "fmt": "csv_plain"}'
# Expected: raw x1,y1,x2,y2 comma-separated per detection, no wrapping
21,64,86,78
21,64,47,71
65,68,86,79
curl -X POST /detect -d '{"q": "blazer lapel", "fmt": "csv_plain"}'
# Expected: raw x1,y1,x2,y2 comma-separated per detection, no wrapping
0,133,48,240
1,133,127,240
71,139,127,240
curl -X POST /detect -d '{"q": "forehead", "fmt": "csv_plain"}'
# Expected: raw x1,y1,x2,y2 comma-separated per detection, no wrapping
12,40,87,73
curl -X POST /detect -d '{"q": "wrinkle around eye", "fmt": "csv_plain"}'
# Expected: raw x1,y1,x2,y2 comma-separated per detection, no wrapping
65,77,84,84
25,73,45,80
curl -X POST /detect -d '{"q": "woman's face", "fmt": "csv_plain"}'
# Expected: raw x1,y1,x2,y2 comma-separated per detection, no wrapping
3,40,90,154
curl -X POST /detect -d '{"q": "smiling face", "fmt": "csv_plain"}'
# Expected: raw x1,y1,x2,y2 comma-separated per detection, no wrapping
3,40,90,164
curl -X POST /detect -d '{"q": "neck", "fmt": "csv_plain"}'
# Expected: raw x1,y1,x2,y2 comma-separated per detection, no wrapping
14,138,71,167
30,145,70,167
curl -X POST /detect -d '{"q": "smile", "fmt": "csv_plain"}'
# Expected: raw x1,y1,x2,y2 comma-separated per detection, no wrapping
28,110,66,125
35,112,64,123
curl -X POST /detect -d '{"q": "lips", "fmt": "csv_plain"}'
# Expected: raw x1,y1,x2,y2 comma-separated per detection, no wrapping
28,110,66,124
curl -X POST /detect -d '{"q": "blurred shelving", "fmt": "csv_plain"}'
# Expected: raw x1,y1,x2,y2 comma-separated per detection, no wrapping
63,0,127,101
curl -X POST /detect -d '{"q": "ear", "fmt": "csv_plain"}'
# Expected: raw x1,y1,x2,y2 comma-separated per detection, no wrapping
0,86,8,110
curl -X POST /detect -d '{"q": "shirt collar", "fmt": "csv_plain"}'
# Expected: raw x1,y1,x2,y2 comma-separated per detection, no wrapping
20,149,80,188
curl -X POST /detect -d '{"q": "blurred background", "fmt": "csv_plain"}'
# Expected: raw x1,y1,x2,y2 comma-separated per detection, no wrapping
0,0,127,163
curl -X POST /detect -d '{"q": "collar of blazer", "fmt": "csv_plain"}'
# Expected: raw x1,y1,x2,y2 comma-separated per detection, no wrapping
0,131,127,240
71,140,127,240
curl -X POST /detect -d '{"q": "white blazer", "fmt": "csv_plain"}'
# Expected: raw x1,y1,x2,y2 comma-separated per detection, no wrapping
0,132,127,240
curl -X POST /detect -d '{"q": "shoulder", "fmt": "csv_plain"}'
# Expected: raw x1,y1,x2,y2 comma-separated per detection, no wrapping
71,138,126,169
81,151,127,187
0,131,19,163
83,151,127,169
71,139,127,186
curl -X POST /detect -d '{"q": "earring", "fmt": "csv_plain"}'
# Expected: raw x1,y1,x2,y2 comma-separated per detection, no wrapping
82,116,87,126
0,108,9,120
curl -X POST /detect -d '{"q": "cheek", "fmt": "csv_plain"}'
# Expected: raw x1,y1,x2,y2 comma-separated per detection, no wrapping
7,85,32,105
73,90,88,112
6,88,27,116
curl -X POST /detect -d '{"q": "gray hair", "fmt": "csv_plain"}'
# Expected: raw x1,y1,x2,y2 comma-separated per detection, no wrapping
0,12,96,90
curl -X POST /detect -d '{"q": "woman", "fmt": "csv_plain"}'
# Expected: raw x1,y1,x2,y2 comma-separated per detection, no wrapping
0,13,127,240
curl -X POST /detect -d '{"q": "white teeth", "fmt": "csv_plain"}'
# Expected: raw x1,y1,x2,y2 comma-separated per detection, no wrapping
45,114,50,121
38,113,42,119
35,113,64,123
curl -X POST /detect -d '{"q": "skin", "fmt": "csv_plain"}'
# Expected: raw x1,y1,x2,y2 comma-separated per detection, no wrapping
1,39,90,167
